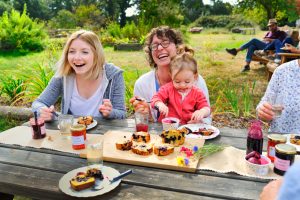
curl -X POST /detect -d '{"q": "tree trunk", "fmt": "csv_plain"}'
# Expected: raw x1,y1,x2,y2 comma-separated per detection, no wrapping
0,106,32,120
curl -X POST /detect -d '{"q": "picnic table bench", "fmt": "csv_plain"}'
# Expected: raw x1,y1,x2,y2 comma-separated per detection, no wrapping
0,119,271,200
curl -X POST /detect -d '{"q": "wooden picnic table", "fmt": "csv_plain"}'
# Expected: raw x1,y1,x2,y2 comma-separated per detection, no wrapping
0,119,270,200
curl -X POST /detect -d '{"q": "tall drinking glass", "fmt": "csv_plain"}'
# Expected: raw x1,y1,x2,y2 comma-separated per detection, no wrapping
267,92,284,118
58,114,74,139
87,141,103,169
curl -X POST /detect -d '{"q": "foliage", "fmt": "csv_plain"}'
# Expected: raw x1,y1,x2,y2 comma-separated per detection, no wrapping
21,64,54,103
13,0,52,20
181,0,204,23
48,9,77,29
0,0,12,16
235,0,298,27
0,6,47,53
193,15,254,30
206,0,233,16
75,4,106,29
0,116,25,132
213,80,257,118
0,76,26,105
138,0,184,28
123,66,145,116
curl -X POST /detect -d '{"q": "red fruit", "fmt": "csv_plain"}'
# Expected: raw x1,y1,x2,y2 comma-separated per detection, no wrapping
254,152,261,159
259,157,269,165
245,151,256,160
76,172,85,176
248,157,261,165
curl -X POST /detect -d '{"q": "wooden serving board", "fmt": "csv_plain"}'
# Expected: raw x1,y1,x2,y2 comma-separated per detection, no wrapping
103,131,205,172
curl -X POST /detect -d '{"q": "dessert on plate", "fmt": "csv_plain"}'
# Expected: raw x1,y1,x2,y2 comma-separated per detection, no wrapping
131,142,153,155
69,168,103,191
290,134,300,145
153,143,174,156
116,136,133,150
132,131,151,143
78,116,94,126
160,129,185,146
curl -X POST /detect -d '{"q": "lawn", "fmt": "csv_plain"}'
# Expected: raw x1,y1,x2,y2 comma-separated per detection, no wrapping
0,29,270,129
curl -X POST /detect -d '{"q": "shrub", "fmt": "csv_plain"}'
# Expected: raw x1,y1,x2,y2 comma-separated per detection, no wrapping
0,76,26,105
0,6,47,53
192,15,254,30
47,9,77,29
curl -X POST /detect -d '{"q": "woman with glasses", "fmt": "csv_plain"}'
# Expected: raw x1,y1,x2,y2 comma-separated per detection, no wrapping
130,26,211,124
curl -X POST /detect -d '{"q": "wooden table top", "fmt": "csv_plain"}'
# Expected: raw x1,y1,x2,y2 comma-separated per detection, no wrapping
0,119,270,200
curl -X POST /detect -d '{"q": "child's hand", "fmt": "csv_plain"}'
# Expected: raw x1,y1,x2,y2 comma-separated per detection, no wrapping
99,99,113,117
188,108,210,124
156,102,169,116
190,110,205,122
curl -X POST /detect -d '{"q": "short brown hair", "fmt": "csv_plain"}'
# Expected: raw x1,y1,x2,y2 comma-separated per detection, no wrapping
56,30,105,80
144,26,184,68
170,51,198,79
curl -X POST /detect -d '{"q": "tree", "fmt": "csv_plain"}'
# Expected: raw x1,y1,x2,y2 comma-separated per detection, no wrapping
181,0,204,23
13,0,52,20
138,0,184,28
210,0,232,15
0,0,13,16
236,0,298,25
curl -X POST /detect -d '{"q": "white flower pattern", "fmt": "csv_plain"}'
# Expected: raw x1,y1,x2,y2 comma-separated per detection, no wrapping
257,59,300,134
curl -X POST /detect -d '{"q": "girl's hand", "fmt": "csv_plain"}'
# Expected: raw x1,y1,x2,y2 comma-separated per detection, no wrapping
129,96,150,115
188,107,210,124
99,99,113,117
40,105,55,121
156,102,168,116
257,102,274,122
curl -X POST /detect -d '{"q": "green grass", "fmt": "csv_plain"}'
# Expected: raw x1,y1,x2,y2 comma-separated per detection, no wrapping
0,28,270,129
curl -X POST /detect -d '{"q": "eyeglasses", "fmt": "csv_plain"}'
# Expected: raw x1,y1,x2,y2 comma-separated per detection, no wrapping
150,40,171,51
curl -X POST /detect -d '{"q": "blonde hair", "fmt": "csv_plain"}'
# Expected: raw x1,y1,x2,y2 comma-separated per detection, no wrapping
170,50,198,79
56,30,105,80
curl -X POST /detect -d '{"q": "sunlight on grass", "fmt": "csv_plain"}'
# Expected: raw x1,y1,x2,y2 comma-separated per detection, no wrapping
0,29,270,119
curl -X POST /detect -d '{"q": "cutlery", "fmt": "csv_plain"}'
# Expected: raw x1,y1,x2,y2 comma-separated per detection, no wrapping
92,169,133,190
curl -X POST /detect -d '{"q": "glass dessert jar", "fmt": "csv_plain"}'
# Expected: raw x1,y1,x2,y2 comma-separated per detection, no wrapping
30,117,46,139
274,144,296,176
246,120,263,154
267,134,287,162
70,124,86,150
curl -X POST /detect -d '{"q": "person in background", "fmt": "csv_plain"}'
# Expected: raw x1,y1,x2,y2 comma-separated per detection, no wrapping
32,30,126,121
260,161,300,200
226,19,287,72
256,59,300,134
151,51,210,124
254,35,295,64
129,26,211,124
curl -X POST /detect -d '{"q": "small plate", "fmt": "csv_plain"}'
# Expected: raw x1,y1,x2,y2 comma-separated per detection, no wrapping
74,118,98,130
285,134,300,152
59,165,121,197
178,124,220,139
58,119,97,130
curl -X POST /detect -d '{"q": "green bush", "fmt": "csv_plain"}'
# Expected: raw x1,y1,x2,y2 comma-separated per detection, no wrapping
0,6,47,53
193,15,254,30
0,76,26,105
48,9,77,29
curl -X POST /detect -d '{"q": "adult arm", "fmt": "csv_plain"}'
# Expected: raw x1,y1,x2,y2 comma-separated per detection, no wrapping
31,76,63,119
196,75,212,124
105,71,126,119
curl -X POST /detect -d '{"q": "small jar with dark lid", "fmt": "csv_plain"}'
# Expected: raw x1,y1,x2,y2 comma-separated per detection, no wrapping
274,144,297,176
267,134,287,162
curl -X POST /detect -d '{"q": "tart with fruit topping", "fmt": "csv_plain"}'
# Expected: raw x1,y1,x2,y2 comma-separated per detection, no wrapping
70,174,95,191
78,116,94,126
153,143,174,156
160,129,185,147
116,136,133,150
131,142,153,156
290,134,300,145
132,131,150,143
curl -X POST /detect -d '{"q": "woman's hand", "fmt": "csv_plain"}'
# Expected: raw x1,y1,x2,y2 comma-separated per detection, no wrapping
129,96,150,115
257,102,274,122
99,99,113,117
40,105,55,121
260,179,283,200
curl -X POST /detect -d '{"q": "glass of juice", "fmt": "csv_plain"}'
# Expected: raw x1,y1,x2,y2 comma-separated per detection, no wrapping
134,112,149,132
87,142,103,169
58,114,74,139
